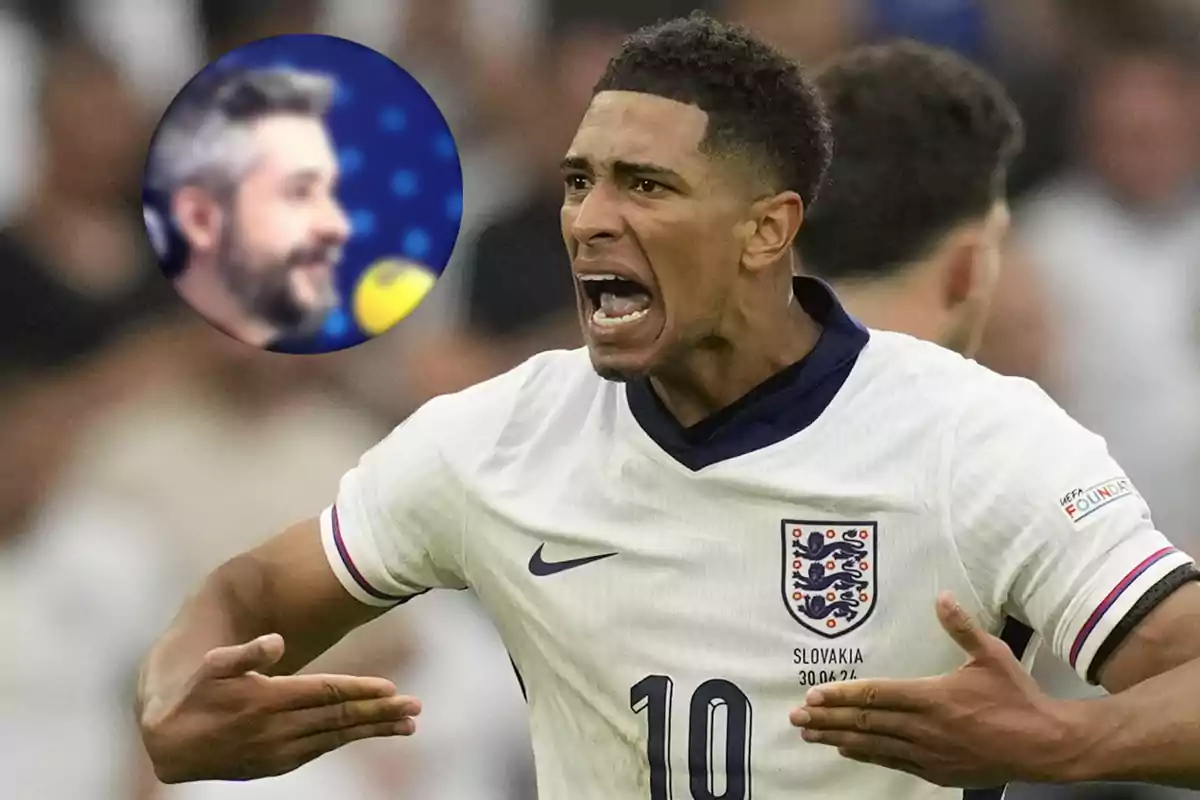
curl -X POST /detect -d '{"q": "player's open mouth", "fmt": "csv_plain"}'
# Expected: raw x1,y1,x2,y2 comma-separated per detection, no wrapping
579,273,655,329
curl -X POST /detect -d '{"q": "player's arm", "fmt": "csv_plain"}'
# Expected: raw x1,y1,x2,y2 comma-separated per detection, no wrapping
137,517,385,701
792,379,1200,787
1058,582,1200,786
135,520,413,784
137,406,467,784
950,379,1200,787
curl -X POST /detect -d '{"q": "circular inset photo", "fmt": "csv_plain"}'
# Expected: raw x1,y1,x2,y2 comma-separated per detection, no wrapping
143,34,463,353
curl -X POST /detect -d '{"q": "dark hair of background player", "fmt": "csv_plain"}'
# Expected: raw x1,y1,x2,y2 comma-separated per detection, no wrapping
796,41,1024,282
592,10,832,210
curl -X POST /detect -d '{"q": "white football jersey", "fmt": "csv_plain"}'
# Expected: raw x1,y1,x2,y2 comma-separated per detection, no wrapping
322,278,1196,800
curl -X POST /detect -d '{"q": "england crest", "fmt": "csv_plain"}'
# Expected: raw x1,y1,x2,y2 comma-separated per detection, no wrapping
781,520,877,639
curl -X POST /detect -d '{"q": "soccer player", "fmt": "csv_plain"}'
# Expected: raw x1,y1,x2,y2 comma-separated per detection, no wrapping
136,14,1200,799
791,39,1108,777
144,68,351,350
795,40,1022,361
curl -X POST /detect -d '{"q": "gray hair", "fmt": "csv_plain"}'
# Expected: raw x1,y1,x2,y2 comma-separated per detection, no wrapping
146,68,336,197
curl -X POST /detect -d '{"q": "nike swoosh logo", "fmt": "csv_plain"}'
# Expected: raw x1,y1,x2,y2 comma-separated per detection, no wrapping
528,544,618,576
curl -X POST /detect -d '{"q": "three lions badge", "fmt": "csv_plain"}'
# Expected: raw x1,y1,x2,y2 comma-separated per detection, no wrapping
781,521,877,638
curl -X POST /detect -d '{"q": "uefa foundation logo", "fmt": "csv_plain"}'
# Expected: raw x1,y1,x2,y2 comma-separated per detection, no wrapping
143,34,463,353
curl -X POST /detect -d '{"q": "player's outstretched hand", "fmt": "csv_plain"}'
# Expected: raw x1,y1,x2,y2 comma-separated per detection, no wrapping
140,634,422,783
789,592,1083,788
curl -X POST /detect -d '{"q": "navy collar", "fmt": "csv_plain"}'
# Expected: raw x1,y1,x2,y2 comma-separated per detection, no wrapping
625,276,869,471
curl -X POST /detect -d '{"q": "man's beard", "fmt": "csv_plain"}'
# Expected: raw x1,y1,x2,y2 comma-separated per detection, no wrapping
217,218,341,339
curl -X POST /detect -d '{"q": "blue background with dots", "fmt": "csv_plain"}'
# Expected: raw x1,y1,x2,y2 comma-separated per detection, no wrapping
177,34,462,353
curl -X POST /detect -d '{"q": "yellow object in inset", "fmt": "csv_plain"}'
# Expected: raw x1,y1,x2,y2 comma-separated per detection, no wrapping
352,258,437,336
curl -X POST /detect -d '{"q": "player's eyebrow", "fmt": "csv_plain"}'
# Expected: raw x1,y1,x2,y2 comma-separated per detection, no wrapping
560,155,591,174
612,160,684,185
560,156,686,185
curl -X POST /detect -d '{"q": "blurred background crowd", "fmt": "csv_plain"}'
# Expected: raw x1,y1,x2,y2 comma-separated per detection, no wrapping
0,0,1197,798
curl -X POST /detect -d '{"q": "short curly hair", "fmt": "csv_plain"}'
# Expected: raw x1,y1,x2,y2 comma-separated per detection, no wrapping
592,11,831,208
796,41,1024,282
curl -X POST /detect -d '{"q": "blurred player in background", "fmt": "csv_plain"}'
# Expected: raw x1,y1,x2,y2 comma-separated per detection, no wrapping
145,67,351,350
791,39,1117,789
136,13,1200,800
796,40,1023,361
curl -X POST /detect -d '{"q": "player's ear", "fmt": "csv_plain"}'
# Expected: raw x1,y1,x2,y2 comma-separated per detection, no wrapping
945,201,1012,307
740,190,804,273
171,185,225,254
939,223,986,310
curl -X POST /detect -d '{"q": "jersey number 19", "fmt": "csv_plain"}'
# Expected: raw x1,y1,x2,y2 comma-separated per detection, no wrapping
631,675,753,799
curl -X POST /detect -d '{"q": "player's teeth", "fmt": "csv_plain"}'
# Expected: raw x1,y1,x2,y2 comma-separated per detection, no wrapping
592,308,650,327
580,273,620,282
599,291,650,318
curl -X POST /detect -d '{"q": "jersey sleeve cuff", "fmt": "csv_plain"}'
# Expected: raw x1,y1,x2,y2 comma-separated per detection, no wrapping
319,504,415,607
1064,544,1195,683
